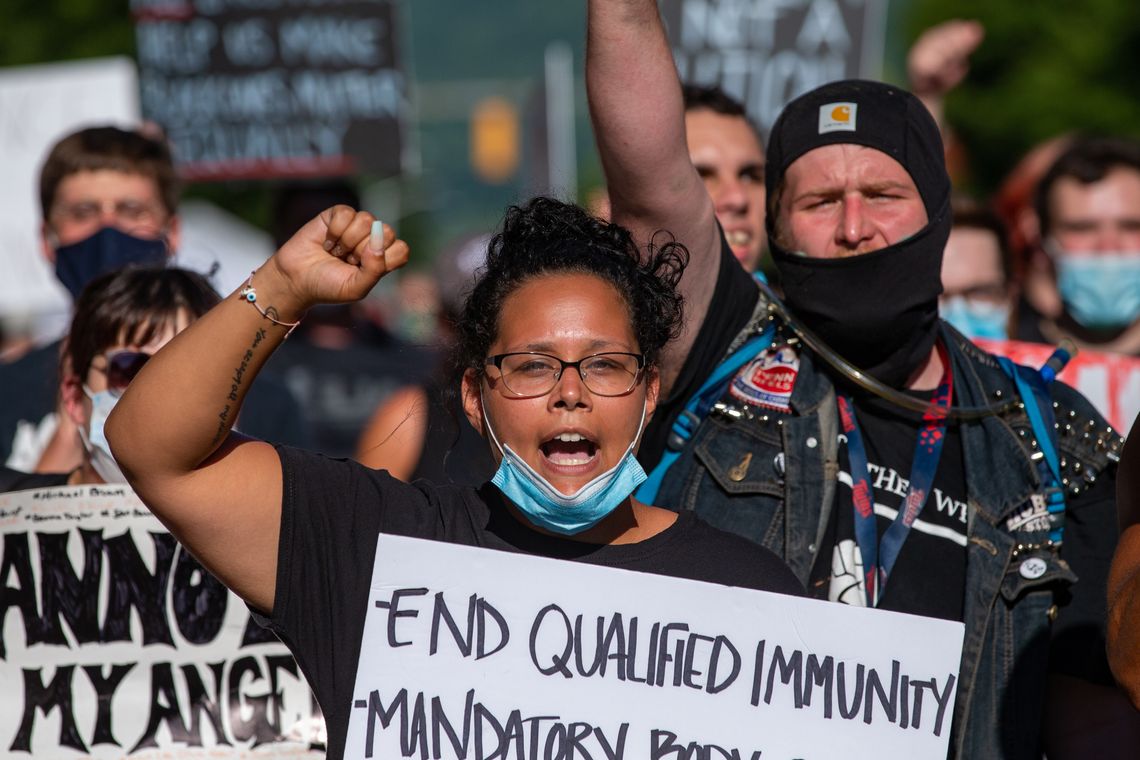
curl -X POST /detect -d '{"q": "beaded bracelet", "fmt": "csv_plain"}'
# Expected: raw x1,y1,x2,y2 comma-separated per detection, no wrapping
238,271,301,339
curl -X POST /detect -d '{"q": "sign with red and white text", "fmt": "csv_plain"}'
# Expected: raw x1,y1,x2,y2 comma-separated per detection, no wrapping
975,338,1140,432
0,485,323,758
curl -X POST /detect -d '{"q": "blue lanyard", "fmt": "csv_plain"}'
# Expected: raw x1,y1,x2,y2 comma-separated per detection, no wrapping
996,354,1066,545
837,341,953,606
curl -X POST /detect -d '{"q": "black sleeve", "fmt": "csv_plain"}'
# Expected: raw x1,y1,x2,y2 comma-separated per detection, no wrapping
1047,381,1121,686
639,230,760,467
0,467,71,492
264,446,459,760
1050,475,1119,685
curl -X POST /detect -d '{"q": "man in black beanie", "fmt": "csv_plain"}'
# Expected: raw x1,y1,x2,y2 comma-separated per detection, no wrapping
587,1,1131,757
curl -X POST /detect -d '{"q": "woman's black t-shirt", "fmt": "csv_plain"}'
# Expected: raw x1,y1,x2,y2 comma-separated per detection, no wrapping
262,446,803,760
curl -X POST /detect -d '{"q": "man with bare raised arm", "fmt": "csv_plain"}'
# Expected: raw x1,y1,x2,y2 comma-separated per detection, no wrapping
587,1,1131,756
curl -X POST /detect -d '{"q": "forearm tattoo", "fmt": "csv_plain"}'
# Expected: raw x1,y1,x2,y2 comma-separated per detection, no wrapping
212,327,268,445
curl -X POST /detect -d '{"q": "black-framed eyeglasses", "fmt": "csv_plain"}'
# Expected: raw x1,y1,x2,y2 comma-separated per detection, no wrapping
484,352,645,397
92,350,152,397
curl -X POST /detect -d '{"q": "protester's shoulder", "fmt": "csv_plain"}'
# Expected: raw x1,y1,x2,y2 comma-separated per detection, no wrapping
661,230,763,401
0,467,70,494
1047,379,1124,490
682,514,805,596
274,444,488,526
1047,377,1117,432
946,329,1124,481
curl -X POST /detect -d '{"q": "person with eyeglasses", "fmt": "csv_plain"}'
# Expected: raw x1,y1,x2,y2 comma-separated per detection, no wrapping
0,266,220,492
103,197,803,760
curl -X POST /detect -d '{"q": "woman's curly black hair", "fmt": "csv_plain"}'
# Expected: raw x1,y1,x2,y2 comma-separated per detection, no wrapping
456,197,688,377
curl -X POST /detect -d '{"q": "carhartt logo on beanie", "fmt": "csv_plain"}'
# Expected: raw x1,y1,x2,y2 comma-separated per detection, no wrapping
819,102,857,133
766,79,950,222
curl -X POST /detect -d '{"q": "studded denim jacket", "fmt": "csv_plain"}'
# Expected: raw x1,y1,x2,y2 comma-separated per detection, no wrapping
654,315,1122,760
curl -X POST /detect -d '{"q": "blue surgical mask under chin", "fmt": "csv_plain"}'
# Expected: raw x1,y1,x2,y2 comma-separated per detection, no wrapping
940,295,1010,341
54,226,170,300
81,386,128,483
1050,245,1140,329
482,397,648,536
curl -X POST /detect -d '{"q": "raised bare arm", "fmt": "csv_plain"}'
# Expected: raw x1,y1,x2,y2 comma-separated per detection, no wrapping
586,0,723,395
105,208,408,612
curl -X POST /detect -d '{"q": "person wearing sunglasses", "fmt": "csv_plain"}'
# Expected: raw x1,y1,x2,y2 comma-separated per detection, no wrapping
104,198,803,760
0,266,219,491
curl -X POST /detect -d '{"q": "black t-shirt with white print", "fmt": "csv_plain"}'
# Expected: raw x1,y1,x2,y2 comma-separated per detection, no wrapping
809,389,968,622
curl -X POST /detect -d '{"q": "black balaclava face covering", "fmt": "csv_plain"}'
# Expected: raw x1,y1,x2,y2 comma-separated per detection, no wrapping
765,80,952,389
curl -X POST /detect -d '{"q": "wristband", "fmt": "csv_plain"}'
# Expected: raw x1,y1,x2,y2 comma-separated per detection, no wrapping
238,272,301,338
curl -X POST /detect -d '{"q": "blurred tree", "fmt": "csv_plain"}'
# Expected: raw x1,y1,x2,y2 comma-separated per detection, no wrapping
0,1,134,67
904,0,1140,196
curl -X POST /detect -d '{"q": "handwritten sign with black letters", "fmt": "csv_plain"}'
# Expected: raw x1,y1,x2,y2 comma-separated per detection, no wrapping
348,534,964,759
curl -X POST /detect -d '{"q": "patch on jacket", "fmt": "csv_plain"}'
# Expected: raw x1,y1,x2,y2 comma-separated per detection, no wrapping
1005,493,1051,533
729,343,799,412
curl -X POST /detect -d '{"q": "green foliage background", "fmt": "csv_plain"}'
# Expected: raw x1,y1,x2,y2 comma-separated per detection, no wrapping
0,1,135,67
903,0,1140,195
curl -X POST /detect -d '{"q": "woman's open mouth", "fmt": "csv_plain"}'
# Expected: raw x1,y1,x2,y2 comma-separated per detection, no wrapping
540,432,598,467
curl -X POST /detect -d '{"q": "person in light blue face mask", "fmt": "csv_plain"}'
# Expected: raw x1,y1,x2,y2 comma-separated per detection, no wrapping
1019,136,1140,355
939,202,1015,342
0,267,219,492
452,199,730,544
474,298,654,537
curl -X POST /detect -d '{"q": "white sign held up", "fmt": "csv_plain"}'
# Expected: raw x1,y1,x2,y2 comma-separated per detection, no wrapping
347,535,965,759
0,485,323,758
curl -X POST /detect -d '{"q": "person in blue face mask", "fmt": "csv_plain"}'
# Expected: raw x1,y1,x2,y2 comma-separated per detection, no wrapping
1018,136,1140,356
102,198,804,760
0,126,182,473
1,125,312,475
39,126,182,299
939,201,1016,342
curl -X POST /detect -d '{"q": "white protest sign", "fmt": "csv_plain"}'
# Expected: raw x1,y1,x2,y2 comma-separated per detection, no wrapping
347,535,965,760
0,485,323,758
0,57,139,332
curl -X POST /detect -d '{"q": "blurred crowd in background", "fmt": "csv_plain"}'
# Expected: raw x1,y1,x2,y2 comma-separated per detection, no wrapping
2,2,1140,473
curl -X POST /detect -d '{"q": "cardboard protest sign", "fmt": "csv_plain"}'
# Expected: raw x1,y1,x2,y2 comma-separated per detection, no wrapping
975,338,1140,432
133,0,407,181
0,485,322,758
658,0,890,133
347,535,965,759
